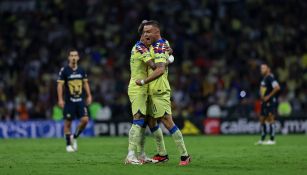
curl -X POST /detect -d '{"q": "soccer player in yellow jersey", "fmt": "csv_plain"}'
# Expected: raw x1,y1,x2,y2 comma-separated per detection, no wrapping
126,22,170,165
136,20,191,166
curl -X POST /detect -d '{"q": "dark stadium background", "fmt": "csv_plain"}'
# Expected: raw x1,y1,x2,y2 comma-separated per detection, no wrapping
0,0,306,137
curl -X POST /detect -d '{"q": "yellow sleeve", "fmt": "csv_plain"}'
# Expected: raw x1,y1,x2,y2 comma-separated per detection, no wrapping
154,54,167,63
141,51,152,63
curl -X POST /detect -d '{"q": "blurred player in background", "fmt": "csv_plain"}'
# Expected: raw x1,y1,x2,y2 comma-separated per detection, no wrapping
57,49,92,152
136,20,191,166
256,63,280,145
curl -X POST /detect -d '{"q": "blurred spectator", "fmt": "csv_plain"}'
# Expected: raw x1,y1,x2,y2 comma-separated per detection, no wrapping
278,95,292,117
207,104,222,118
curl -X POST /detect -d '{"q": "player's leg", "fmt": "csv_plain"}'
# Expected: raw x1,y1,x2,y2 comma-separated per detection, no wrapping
160,114,190,165
147,116,168,163
63,103,74,152
64,119,74,152
126,112,145,164
137,118,158,163
267,112,276,144
258,115,267,144
150,93,190,165
71,116,89,151
145,95,168,162
256,104,267,145
160,115,188,157
126,94,147,164
71,103,90,151
138,119,147,156
74,116,89,139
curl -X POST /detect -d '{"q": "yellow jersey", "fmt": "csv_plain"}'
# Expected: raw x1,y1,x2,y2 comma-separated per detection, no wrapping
128,41,152,96
148,39,171,95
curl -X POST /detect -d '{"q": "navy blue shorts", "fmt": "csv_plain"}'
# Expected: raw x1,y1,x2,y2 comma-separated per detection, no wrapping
63,101,89,120
261,102,277,117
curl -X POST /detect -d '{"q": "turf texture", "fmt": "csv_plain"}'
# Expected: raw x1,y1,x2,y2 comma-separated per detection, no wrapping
0,135,306,175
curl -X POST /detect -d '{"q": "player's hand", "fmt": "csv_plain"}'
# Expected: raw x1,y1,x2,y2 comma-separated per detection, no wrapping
165,46,173,55
263,95,270,102
135,79,145,86
58,99,65,109
86,95,92,105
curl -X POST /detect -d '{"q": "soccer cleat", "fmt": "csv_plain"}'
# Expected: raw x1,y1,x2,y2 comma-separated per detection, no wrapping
125,156,143,165
139,153,158,164
255,140,264,145
264,140,276,145
152,154,169,163
71,135,78,151
66,145,75,152
179,155,191,166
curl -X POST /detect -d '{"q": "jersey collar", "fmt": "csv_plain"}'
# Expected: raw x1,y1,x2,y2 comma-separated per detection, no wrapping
137,41,147,47
152,38,166,46
68,65,78,71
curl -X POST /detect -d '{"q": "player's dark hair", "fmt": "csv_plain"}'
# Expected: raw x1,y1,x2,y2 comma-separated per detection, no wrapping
138,20,148,35
67,48,78,56
260,62,269,67
138,20,160,35
144,20,160,29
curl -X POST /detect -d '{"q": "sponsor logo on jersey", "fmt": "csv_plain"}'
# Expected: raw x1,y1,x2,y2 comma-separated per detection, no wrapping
68,74,82,79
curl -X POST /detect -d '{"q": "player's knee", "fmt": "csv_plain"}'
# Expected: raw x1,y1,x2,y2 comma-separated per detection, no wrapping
268,114,275,123
161,115,175,130
147,118,157,128
81,117,89,125
133,111,144,120
64,120,72,127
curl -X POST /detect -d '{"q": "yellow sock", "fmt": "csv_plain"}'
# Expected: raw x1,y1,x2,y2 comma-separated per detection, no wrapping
172,130,188,156
137,127,146,155
153,128,167,156
128,124,142,153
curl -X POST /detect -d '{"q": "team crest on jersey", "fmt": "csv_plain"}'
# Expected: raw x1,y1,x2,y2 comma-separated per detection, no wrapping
136,44,148,54
153,42,167,54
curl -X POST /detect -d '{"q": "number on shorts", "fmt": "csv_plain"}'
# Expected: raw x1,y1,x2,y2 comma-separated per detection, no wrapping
153,104,157,113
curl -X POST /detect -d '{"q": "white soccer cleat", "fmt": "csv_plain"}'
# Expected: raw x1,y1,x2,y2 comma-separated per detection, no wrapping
125,156,143,165
66,145,75,152
264,140,276,145
139,153,158,164
255,140,264,145
71,135,78,151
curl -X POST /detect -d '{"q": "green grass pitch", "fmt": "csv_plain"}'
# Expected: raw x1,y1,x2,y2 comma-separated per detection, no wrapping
0,135,306,175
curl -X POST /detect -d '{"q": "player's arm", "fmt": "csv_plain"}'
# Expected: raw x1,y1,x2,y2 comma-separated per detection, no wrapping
136,62,166,86
145,56,174,70
83,79,92,105
263,80,281,102
143,44,174,70
146,59,157,70
165,45,173,55
57,81,65,108
57,68,65,108
259,86,265,99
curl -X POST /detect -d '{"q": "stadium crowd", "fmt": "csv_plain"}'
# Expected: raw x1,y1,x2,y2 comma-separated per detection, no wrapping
0,0,306,121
